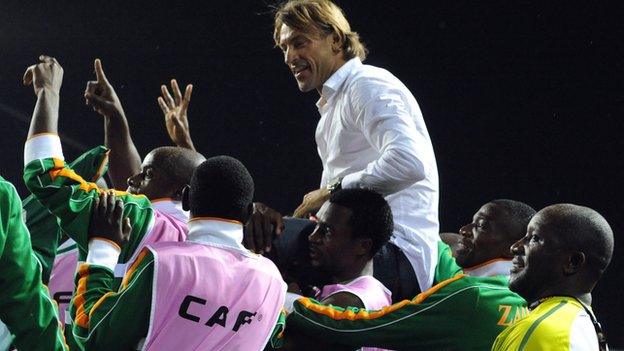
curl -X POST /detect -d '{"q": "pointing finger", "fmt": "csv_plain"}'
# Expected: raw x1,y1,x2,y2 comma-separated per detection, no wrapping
94,58,108,83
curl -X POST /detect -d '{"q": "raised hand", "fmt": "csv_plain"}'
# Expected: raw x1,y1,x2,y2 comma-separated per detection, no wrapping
22,55,63,96
157,79,195,150
89,192,132,248
84,59,125,118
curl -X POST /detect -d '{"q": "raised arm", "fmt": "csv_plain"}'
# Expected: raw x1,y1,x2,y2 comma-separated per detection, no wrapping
157,79,196,151
84,58,141,190
23,55,63,137
22,56,153,261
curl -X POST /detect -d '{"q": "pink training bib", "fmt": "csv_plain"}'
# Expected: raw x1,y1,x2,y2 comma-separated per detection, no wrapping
142,241,286,351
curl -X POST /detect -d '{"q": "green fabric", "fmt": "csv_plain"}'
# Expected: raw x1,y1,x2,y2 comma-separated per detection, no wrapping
0,176,67,351
69,251,153,351
24,145,110,283
24,155,154,264
24,152,156,350
287,275,528,350
433,241,463,283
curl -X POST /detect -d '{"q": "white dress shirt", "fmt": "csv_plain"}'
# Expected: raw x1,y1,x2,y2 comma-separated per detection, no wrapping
316,58,439,291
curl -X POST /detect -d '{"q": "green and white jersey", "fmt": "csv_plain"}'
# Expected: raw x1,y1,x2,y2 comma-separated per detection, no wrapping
492,296,601,351
23,145,110,283
23,136,155,265
0,176,67,351
287,273,528,350
434,241,463,283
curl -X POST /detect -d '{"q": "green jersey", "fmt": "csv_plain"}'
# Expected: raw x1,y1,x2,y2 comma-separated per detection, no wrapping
24,153,155,265
287,274,528,350
434,241,463,283
0,176,67,351
24,146,110,283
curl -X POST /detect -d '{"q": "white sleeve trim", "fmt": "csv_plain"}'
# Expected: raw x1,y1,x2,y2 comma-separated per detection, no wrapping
86,239,121,271
24,134,64,165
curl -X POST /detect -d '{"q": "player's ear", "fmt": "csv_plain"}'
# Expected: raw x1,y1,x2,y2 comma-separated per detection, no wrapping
356,238,373,256
181,185,191,211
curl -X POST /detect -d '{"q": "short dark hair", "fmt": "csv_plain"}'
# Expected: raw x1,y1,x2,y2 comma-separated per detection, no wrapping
151,146,206,188
329,189,392,257
189,156,254,222
544,204,614,279
490,199,536,241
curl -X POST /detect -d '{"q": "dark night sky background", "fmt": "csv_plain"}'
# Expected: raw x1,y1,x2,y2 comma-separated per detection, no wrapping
1,0,622,345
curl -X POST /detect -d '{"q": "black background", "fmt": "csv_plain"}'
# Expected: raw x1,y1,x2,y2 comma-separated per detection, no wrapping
1,0,622,345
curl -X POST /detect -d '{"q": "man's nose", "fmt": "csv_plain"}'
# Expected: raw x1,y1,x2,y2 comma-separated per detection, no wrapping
284,47,297,66
308,226,322,243
510,239,523,255
127,174,138,187
459,223,473,237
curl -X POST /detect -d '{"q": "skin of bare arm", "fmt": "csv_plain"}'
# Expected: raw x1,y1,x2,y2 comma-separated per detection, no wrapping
84,58,141,190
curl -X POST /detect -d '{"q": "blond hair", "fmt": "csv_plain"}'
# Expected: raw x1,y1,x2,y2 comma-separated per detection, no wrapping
273,0,368,61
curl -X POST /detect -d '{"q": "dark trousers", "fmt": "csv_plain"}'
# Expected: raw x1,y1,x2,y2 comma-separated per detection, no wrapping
267,218,421,303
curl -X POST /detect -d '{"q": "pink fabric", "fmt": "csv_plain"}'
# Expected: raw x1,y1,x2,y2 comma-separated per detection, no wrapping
138,210,187,249
48,248,79,325
142,241,286,351
320,276,392,351
47,208,188,325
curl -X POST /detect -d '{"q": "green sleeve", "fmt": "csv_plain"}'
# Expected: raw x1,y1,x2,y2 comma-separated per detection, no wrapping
25,146,111,283
0,177,67,351
24,156,154,263
69,249,153,350
433,241,463,283
286,275,525,350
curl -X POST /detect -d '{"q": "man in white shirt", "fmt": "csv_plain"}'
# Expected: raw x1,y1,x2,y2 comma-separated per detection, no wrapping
266,0,439,299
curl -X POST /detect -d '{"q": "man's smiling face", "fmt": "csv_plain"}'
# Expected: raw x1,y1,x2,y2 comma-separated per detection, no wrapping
278,24,345,93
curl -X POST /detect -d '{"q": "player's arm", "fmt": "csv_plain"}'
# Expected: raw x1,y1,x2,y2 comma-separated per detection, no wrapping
22,56,152,258
70,195,151,350
84,59,141,190
286,275,472,350
0,178,68,351
25,145,111,283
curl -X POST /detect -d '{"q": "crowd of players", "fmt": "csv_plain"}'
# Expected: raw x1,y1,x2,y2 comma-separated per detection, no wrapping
0,0,615,350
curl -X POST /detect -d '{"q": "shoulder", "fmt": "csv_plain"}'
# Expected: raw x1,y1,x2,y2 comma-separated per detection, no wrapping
346,64,405,100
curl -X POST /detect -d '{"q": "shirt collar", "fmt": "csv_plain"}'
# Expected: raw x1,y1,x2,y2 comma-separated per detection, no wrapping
187,218,247,252
151,198,189,223
316,57,362,108
463,259,512,277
